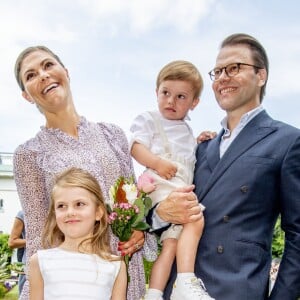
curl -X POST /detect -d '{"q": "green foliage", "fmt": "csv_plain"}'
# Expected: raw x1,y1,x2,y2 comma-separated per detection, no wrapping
0,254,11,283
143,258,155,284
272,216,285,258
0,234,13,259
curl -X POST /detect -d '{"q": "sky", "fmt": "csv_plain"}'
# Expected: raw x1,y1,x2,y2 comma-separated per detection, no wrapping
1,0,300,157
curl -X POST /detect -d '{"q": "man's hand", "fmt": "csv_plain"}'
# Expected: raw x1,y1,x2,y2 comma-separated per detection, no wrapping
156,185,203,224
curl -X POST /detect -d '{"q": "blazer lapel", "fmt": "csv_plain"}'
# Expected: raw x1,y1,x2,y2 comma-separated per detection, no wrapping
199,111,277,200
206,130,224,172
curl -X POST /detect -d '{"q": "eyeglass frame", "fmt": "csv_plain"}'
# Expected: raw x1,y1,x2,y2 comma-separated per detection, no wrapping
208,62,263,81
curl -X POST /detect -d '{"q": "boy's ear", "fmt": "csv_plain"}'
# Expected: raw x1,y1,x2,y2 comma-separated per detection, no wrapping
190,97,200,110
22,91,34,104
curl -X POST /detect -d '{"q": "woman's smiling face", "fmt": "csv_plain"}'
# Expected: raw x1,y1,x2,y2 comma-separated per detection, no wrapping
20,50,72,114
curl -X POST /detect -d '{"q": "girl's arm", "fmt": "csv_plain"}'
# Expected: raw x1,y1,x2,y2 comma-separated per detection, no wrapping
111,261,127,300
29,253,44,300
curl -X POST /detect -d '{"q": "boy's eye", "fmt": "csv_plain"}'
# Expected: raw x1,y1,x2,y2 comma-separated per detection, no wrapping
177,94,185,100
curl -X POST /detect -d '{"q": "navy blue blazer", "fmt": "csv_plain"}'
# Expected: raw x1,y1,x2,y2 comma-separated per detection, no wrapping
164,111,300,300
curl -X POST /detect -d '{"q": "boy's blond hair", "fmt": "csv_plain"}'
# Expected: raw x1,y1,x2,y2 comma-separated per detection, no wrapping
156,60,203,99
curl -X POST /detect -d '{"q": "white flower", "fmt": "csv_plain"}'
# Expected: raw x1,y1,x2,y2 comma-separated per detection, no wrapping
122,183,138,204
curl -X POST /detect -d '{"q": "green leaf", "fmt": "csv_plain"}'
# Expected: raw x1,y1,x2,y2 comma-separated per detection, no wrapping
132,221,150,231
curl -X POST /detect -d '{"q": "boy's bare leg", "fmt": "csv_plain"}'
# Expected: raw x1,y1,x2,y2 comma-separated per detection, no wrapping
149,238,177,291
177,217,204,273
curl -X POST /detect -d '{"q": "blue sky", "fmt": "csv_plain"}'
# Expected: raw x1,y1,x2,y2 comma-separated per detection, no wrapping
1,0,300,155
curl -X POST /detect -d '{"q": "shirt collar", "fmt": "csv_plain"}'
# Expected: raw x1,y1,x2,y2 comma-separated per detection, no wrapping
221,105,264,131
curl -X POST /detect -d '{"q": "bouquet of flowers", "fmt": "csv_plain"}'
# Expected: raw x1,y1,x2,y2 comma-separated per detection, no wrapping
107,173,155,280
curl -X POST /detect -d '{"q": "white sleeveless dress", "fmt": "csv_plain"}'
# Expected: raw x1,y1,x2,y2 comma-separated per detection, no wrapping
37,248,121,300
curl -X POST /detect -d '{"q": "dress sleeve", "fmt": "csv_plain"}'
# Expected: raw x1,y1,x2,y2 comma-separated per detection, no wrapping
13,146,49,263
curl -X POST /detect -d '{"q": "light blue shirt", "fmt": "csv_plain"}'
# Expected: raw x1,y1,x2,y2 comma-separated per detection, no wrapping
220,105,264,158
151,105,265,230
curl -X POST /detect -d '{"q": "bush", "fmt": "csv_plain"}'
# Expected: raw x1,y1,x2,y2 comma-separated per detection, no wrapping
272,216,285,258
0,234,13,261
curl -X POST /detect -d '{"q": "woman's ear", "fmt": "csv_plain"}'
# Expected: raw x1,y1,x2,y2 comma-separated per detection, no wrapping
22,91,34,104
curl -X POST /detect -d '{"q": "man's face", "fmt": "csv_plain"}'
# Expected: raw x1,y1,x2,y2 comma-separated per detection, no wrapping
212,45,266,116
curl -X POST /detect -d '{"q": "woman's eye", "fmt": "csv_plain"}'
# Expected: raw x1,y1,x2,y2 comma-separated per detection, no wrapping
26,73,35,81
45,61,54,69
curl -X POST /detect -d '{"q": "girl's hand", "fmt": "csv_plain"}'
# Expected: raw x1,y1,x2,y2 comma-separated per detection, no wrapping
197,131,217,143
118,230,145,257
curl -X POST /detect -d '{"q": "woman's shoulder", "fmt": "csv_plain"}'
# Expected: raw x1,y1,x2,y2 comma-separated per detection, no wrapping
14,131,46,156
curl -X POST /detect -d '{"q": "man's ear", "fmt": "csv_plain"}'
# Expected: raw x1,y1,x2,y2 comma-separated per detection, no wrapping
258,68,267,87
22,91,34,104
190,97,200,111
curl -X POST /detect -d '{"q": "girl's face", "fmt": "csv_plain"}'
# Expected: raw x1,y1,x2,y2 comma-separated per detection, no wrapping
156,80,199,120
53,186,103,243
20,50,72,114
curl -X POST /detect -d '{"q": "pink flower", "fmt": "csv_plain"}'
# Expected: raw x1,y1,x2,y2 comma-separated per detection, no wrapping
137,173,156,193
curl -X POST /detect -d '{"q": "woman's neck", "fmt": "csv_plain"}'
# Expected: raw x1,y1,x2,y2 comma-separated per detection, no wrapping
45,110,81,138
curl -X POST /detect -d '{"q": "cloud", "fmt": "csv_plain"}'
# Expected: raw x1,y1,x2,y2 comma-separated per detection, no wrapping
77,0,215,34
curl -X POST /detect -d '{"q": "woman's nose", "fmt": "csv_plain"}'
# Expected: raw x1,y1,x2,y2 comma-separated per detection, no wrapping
39,70,50,81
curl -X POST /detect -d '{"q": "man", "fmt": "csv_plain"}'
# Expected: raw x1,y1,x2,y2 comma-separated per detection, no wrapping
152,33,300,299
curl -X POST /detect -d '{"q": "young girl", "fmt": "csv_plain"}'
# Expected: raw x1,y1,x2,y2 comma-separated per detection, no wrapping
28,167,127,300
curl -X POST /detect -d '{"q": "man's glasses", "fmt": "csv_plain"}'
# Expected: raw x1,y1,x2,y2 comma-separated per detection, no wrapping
208,62,263,81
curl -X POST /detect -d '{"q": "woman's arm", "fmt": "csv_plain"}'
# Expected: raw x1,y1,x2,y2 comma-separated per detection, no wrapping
29,254,44,300
111,261,127,300
8,218,26,249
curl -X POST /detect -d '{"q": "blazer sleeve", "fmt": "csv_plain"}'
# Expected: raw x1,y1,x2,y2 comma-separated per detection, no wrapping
270,135,300,299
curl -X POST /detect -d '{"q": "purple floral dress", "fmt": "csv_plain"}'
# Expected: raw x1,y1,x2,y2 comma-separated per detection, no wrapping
14,117,157,300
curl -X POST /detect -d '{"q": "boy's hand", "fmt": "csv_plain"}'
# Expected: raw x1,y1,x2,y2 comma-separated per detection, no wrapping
155,158,177,180
197,130,217,143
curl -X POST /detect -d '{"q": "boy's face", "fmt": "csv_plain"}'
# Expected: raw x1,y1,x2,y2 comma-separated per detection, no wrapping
156,80,199,120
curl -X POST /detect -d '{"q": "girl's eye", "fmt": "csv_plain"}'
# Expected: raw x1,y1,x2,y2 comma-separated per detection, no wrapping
76,202,85,207
56,204,65,209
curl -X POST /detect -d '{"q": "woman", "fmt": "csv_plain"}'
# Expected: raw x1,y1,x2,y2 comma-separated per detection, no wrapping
13,46,157,300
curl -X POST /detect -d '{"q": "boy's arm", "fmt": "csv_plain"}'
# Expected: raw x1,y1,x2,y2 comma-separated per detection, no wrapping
131,142,177,179
29,253,44,300
111,261,127,300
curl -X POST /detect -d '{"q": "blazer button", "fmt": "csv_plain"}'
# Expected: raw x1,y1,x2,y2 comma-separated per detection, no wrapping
217,245,224,254
223,215,229,222
240,185,249,193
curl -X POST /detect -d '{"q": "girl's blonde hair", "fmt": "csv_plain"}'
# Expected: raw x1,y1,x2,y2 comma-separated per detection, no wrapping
42,167,117,261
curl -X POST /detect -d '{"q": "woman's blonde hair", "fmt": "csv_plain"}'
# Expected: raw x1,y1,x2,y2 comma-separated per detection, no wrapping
42,167,117,261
